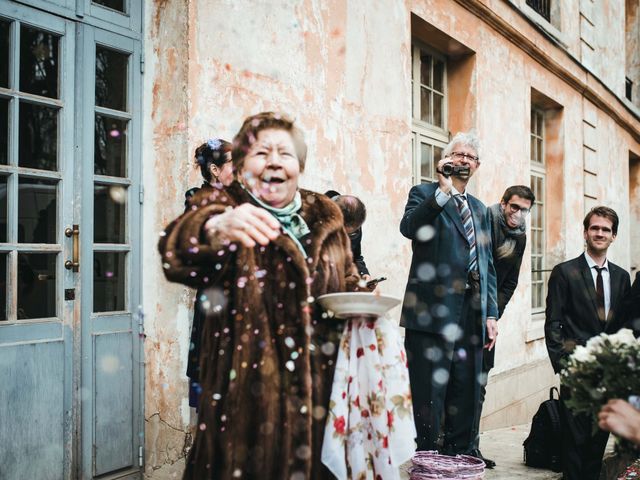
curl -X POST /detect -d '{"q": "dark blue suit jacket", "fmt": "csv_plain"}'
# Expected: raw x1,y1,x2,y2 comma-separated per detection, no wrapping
399,182,498,340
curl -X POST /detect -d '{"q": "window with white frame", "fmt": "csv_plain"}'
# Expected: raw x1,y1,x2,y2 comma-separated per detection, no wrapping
411,42,448,184
530,108,546,313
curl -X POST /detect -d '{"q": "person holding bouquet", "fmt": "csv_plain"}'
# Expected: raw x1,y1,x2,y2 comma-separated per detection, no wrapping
545,206,631,480
598,398,640,446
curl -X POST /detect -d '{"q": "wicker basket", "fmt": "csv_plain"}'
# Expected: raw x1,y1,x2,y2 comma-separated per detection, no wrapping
408,450,485,479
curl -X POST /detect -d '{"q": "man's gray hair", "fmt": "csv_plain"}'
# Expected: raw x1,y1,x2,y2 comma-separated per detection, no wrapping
442,131,481,161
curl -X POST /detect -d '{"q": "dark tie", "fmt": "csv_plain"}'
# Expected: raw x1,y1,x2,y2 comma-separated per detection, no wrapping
594,266,605,321
454,194,478,272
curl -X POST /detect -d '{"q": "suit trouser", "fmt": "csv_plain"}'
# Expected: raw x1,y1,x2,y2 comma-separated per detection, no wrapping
405,291,483,454
471,347,494,450
559,387,609,480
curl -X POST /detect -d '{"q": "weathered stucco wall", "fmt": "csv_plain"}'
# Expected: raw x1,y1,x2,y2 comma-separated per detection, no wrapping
142,0,193,476
143,0,640,474
586,1,626,99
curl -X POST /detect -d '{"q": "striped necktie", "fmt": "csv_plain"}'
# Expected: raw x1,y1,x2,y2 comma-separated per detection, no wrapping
454,194,478,272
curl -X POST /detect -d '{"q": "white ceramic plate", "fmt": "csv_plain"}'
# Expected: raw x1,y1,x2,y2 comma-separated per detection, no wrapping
316,292,402,319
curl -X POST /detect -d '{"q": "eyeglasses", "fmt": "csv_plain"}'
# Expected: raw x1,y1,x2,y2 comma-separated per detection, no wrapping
507,203,530,215
447,151,479,163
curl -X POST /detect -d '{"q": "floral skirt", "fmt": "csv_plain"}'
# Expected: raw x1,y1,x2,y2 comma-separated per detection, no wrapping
322,315,416,479
618,458,640,480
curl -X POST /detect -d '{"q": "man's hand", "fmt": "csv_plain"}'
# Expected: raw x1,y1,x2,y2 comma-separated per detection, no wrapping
436,158,453,194
484,318,498,350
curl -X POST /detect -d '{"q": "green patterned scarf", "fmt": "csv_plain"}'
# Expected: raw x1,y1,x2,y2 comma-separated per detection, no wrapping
243,187,310,258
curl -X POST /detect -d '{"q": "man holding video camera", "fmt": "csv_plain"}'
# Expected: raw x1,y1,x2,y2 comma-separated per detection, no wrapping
400,131,498,462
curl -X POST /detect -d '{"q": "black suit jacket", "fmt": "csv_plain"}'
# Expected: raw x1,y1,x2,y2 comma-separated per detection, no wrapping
545,254,631,373
623,271,640,336
399,182,498,338
349,227,369,276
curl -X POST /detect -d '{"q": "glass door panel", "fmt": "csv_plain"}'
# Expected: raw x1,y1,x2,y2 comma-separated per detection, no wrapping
94,183,126,243
95,45,128,110
0,253,6,320
0,20,9,87
18,177,58,243
18,102,59,170
19,25,59,99
93,0,127,14
0,174,7,241
17,251,56,319
0,98,8,164
95,114,128,176
93,251,126,312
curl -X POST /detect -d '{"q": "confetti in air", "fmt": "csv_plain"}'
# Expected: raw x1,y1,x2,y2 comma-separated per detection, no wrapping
109,186,126,204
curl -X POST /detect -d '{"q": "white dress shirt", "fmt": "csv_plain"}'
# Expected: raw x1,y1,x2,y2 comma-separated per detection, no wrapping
584,252,611,319
435,185,463,207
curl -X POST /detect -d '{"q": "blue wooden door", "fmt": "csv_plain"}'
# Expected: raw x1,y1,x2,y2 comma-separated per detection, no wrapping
78,24,143,480
0,1,143,479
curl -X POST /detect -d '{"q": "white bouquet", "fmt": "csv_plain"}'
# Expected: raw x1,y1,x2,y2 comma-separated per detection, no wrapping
562,328,640,451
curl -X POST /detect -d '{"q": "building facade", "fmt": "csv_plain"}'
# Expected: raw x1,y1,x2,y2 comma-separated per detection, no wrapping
1,0,639,478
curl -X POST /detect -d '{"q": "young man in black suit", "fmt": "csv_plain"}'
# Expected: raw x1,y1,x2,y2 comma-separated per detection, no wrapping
400,131,498,460
545,206,631,480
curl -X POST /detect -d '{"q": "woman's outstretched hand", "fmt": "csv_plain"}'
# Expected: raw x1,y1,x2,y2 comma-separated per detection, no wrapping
204,204,280,248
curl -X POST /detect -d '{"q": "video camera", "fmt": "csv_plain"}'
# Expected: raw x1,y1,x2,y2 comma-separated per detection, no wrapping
436,163,470,178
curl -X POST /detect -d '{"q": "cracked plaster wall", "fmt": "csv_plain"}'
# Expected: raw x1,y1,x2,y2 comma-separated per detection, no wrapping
142,0,640,474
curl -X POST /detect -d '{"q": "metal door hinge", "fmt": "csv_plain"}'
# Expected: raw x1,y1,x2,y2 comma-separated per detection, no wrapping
138,307,146,337
140,53,145,74
139,445,144,467
139,185,144,204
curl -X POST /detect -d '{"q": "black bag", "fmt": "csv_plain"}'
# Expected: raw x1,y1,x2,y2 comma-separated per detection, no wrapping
523,386,563,472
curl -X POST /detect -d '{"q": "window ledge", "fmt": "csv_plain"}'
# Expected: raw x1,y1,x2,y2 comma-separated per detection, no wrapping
526,313,545,342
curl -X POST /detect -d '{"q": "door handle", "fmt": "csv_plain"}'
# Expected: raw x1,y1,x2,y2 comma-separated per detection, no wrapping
64,224,80,272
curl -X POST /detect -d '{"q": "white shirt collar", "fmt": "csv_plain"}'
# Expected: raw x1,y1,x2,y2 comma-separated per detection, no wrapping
451,185,465,197
584,251,609,271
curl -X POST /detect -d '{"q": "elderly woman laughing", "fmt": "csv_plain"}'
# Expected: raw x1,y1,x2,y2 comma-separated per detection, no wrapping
159,112,363,479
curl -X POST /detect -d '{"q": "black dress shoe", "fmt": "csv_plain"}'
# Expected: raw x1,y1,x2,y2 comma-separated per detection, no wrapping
480,455,496,469
470,449,496,469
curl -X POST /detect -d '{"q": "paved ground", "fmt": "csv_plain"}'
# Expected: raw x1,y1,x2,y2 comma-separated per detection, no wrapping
480,423,563,479
401,423,616,479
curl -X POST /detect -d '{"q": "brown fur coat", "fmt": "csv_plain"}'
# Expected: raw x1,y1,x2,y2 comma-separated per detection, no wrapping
158,182,360,479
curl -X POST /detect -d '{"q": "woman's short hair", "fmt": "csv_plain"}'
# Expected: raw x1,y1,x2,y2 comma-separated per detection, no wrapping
232,112,307,172
442,131,481,161
194,138,231,183
583,206,619,235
